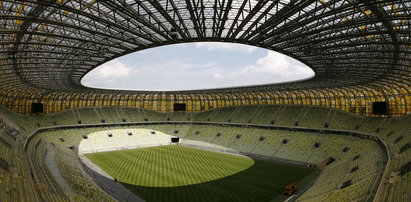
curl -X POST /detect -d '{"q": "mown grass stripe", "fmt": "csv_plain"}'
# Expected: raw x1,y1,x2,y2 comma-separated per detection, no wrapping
86,145,315,202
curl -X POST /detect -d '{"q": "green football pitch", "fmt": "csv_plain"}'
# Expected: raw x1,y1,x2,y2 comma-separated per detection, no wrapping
86,145,315,202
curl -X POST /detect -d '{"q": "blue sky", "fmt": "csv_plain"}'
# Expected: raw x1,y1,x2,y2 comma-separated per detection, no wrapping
81,42,315,91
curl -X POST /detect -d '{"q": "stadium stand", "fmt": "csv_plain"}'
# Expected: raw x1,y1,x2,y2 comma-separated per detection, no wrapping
27,121,385,201
55,148,116,202
78,129,173,153
299,107,331,128
192,109,215,122
53,110,78,126
209,107,238,122
117,107,145,122
250,105,283,125
143,110,166,122
0,135,37,201
0,104,410,201
167,112,190,121
0,1,410,201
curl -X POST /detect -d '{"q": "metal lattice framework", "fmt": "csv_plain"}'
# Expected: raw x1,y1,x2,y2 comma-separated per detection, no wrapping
0,0,410,116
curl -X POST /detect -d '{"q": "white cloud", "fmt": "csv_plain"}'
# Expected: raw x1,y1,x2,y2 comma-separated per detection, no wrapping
90,59,132,79
81,59,132,87
82,57,221,90
212,51,314,83
195,42,257,54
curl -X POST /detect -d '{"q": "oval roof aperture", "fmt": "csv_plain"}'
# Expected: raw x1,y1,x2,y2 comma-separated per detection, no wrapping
81,42,315,91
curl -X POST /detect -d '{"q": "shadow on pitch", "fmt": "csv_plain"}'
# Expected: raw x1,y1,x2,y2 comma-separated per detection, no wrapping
117,159,314,202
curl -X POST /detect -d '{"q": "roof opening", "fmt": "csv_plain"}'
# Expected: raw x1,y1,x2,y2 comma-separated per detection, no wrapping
81,42,314,91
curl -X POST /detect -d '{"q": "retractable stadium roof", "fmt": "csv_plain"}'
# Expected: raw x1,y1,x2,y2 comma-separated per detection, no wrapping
0,0,410,115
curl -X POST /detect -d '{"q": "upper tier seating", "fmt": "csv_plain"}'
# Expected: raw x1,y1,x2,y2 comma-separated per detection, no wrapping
1,105,409,201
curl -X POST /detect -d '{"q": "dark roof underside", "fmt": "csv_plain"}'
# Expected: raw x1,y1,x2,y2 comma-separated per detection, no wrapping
0,0,410,95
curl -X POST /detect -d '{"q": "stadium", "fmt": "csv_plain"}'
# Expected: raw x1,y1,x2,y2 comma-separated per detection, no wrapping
0,0,410,202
